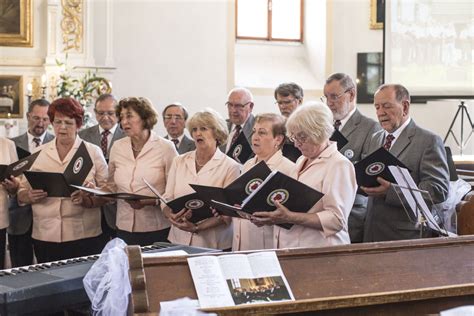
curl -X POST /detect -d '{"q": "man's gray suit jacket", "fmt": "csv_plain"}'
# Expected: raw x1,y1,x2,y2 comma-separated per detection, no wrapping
8,132,55,235
78,124,125,229
165,134,195,154
339,109,381,242
363,119,450,242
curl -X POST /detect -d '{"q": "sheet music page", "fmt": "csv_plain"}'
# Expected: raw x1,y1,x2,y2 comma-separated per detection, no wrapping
187,256,235,308
388,166,444,233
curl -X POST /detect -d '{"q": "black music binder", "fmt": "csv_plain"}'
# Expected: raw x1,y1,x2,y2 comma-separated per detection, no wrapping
209,170,324,229
24,142,93,197
227,131,253,164
330,130,348,150
0,151,41,181
191,160,272,206
354,147,409,187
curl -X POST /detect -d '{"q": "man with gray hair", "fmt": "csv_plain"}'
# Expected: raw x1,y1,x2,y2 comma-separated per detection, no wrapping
223,87,255,163
162,102,195,154
322,73,381,243
361,83,449,242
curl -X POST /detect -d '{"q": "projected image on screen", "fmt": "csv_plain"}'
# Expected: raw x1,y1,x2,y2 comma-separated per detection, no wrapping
385,0,473,97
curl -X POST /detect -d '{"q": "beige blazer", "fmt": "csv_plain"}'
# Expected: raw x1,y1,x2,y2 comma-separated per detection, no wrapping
108,131,177,232
0,137,18,230
164,149,241,249
232,150,294,251
274,142,357,249
17,137,108,242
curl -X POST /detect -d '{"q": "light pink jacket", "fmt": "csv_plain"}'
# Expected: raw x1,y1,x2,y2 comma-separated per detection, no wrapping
108,131,178,232
164,149,241,249
232,150,294,251
274,142,356,249
0,137,17,230
18,137,108,242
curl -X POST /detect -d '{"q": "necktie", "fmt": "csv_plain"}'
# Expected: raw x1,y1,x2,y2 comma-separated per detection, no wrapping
171,138,179,149
383,134,395,150
101,130,110,157
32,137,41,147
334,120,341,131
231,125,242,145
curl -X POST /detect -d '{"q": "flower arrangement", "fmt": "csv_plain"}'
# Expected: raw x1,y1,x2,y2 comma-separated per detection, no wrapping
56,57,112,127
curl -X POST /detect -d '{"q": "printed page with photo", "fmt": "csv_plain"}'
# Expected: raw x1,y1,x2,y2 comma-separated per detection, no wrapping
187,251,294,308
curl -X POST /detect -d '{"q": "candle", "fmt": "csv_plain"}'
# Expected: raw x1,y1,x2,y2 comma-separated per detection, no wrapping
41,75,47,87
26,83,33,96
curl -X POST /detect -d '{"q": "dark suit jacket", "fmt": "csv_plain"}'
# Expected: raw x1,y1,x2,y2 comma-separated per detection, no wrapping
8,132,55,235
363,119,450,242
339,109,381,242
78,124,125,159
165,134,195,154
78,124,125,229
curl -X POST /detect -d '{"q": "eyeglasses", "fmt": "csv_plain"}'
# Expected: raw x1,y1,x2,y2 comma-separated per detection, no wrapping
320,88,352,103
53,119,76,128
275,98,296,106
95,111,116,117
225,101,252,110
164,115,184,121
288,133,308,144
30,116,50,123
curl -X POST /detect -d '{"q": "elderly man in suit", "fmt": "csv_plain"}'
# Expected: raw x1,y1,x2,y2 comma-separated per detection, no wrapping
79,94,125,239
223,87,255,162
274,82,304,162
361,84,449,242
8,99,54,267
322,73,381,243
162,102,195,154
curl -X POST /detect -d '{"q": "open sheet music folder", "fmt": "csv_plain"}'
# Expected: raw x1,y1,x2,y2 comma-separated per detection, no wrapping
354,147,409,187
143,178,213,223
24,142,93,197
0,150,40,181
227,131,254,164
329,130,348,150
204,170,324,229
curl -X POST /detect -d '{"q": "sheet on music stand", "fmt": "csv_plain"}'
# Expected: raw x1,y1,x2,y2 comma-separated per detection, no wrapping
388,166,451,236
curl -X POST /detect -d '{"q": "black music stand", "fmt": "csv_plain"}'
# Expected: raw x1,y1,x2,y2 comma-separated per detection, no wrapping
444,101,474,155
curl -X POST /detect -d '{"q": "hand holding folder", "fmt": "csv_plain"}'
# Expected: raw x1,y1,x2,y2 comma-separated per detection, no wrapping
24,142,93,197
143,178,213,224
0,151,41,182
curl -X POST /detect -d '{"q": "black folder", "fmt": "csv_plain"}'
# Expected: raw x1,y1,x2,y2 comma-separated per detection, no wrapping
166,192,213,224
24,142,93,197
330,130,349,150
208,170,324,229
16,146,31,160
227,131,254,164
191,160,272,207
0,151,41,181
354,147,409,187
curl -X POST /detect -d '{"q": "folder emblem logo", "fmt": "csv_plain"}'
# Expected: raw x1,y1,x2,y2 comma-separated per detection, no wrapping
12,160,29,171
72,157,84,174
266,189,289,206
232,145,242,160
245,178,263,195
344,149,354,159
185,199,205,210
366,162,385,176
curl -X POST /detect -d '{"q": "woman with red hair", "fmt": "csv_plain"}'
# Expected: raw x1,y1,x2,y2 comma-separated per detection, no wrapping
17,98,109,262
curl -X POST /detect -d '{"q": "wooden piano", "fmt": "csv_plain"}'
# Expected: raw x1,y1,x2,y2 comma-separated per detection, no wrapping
127,236,474,315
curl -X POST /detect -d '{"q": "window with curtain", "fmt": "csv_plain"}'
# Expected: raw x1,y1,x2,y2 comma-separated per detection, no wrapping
236,0,304,42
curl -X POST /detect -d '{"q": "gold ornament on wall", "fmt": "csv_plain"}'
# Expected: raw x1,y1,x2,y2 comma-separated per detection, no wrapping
61,0,83,52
